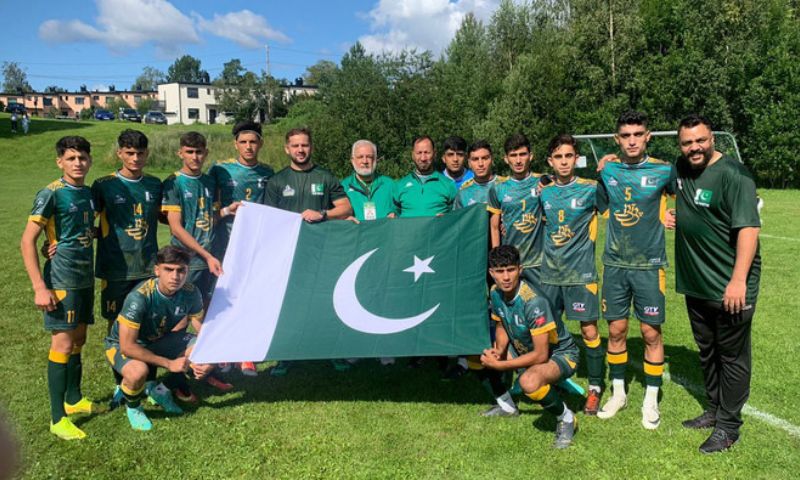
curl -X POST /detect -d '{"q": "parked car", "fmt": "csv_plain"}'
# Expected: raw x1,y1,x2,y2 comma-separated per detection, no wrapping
120,108,141,122
6,103,26,114
94,109,115,121
143,111,167,124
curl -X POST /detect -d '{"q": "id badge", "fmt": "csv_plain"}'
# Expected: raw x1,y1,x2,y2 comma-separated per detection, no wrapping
363,201,377,221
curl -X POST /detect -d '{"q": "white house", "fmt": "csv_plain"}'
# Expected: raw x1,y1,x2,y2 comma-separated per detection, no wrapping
157,83,221,125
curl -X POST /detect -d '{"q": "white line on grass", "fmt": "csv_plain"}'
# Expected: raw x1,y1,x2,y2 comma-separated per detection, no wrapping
760,233,800,242
629,360,800,438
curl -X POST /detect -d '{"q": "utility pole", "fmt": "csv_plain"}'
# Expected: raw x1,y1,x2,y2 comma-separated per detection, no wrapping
265,44,273,122
265,44,271,77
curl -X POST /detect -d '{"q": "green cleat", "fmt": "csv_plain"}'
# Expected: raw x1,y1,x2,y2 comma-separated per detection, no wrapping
146,382,183,414
126,406,153,431
65,397,107,415
50,417,87,440
270,361,290,377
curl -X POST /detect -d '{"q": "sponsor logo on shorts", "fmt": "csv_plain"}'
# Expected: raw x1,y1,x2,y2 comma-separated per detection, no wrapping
282,185,295,197
649,257,662,264
643,306,660,316
572,302,586,312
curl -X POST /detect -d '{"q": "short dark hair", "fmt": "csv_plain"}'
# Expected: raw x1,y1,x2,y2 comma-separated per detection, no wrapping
232,121,262,139
442,136,467,153
412,135,435,149
547,134,579,157
488,245,521,268
468,139,492,156
285,127,312,144
617,110,648,130
156,245,192,266
180,131,206,149
678,114,713,132
56,136,91,156
117,129,148,149
503,133,530,154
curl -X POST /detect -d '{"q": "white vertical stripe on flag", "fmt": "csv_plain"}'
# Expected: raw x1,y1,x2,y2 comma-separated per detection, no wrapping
189,203,302,364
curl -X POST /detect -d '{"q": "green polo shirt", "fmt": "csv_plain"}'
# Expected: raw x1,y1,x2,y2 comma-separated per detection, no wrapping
341,173,397,221
392,171,457,218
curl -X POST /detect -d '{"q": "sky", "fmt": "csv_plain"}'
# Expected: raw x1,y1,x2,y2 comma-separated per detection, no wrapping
0,0,502,92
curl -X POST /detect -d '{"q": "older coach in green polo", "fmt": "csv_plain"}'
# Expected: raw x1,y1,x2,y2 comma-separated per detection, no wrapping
674,114,761,455
393,135,457,218
341,140,396,221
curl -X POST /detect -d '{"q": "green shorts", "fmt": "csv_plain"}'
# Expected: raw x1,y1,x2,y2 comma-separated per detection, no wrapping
538,283,600,323
551,350,579,380
104,331,196,374
44,287,95,331
188,269,216,304
602,266,666,325
100,279,145,321
521,266,544,293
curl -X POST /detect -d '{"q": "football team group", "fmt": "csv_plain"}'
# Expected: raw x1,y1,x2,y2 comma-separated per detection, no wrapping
21,111,761,454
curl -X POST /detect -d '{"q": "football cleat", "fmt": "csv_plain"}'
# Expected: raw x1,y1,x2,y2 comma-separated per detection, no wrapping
583,390,602,416
50,417,87,440
146,382,183,414
699,428,739,454
218,363,233,374
206,375,234,392
682,410,716,429
108,385,126,411
554,417,578,449
270,361,290,377
172,386,198,404
641,402,661,430
125,405,153,431
240,362,258,377
480,405,520,417
597,395,627,419
65,397,106,415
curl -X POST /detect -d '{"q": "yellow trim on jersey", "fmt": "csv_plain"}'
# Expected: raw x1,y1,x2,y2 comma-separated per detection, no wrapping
584,336,601,349
565,356,577,369
659,268,666,295
105,346,117,365
161,205,181,212
486,205,501,215
585,282,598,295
460,179,475,190
28,214,48,226
491,313,502,322
644,362,665,376
52,290,68,303
101,279,108,290
576,178,597,185
646,156,670,165
526,384,551,401
588,213,598,242
518,283,537,302
49,349,69,364
531,322,556,337
117,315,140,330
600,210,609,219
659,192,668,224
466,357,484,370
99,209,110,238
45,217,58,245
607,351,628,364
187,311,205,323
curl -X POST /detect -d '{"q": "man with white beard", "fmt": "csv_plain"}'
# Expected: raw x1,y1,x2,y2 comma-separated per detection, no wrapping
340,140,397,222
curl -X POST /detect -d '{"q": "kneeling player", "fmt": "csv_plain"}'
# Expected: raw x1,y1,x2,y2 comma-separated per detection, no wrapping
481,245,580,449
104,246,213,431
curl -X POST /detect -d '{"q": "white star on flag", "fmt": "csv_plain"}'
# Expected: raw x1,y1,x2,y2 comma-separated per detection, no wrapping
403,255,435,282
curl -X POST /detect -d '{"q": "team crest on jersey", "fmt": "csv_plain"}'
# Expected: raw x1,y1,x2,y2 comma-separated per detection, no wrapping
544,201,552,210
551,225,575,246
513,213,537,234
195,212,211,231
257,178,267,189
607,177,618,187
571,198,585,209
531,188,539,198
174,306,186,316
694,188,713,207
114,194,126,204
677,178,683,190
125,219,149,241
613,204,644,227
282,185,295,197
640,176,659,188
572,303,586,312
145,191,154,202
311,183,324,196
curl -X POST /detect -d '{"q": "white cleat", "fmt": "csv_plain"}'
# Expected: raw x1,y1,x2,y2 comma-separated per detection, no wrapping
597,395,628,419
641,403,661,430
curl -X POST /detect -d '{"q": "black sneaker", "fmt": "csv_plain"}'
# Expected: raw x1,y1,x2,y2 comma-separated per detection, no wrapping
441,365,468,381
554,417,577,449
481,405,520,417
682,410,716,429
699,428,739,454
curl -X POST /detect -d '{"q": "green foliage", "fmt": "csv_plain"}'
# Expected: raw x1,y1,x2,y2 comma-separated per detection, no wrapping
303,60,338,87
2,61,32,93
131,67,165,91
79,106,96,120
135,97,158,115
217,59,245,85
166,55,210,84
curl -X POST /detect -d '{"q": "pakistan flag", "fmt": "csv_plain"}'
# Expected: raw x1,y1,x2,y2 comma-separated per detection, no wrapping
190,202,490,363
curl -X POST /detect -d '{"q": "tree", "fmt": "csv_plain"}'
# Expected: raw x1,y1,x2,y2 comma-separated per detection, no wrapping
303,60,338,87
2,62,32,93
217,59,245,86
135,97,158,114
132,67,165,91
166,55,209,84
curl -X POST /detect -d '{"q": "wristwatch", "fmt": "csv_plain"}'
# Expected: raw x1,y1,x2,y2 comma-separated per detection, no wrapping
319,209,328,221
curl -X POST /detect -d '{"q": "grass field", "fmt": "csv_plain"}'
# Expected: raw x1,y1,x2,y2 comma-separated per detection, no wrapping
0,115,798,479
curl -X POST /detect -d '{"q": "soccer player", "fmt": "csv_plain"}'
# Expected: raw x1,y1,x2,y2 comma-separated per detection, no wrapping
264,127,353,376
208,121,274,377
393,135,457,218
538,134,606,414
104,246,213,431
21,136,98,440
440,135,474,189
487,133,545,288
674,114,761,453
341,139,396,222
595,111,676,429
481,245,580,449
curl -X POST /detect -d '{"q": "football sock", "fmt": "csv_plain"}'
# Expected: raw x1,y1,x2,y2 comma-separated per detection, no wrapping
589,385,602,393
557,404,575,423
48,350,69,423
457,357,468,369
643,360,664,388
607,349,628,392
496,391,517,413
65,345,84,405
121,383,145,409
584,336,606,389
611,378,626,398
527,384,565,417
644,385,660,407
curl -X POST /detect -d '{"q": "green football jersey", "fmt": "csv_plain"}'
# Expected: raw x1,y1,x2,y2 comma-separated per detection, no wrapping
29,178,95,289
454,175,504,209
106,278,204,347
675,155,761,303
340,173,396,221
208,159,274,252
392,171,457,217
264,165,346,214
487,174,544,268
161,172,218,271
92,172,162,281
490,280,578,359
540,178,603,285
598,157,676,269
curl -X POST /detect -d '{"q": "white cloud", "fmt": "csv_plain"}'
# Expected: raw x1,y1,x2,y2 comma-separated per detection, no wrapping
39,0,199,54
196,10,291,48
359,0,499,54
